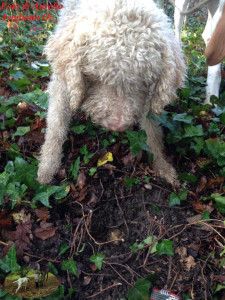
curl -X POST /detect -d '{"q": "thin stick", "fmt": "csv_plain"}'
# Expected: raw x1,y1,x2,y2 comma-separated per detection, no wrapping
86,282,122,298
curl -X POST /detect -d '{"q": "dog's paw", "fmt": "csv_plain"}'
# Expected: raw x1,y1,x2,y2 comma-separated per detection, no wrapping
153,160,179,187
37,167,54,184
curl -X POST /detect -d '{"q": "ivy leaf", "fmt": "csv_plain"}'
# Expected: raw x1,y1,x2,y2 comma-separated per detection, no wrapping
156,240,174,256
124,178,140,188
126,130,150,156
143,236,158,254
178,190,188,201
32,192,51,208
172,113,193,124
127,277,152,300
178,173,197,184
59,242,70,256
12,126,30,138
61,259,78,277
183,124,204,137
0,245,21,273
90,254,105,270
201,211,210,220
169,193,180,207
70,157,80,181
14,157,39,189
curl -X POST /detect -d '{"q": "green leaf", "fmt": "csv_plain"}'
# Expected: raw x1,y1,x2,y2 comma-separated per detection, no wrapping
89,168,97,176
214,195,225,213
190,137,205,155
0,289,7,297
201,211,210,220
12,126,30,138
126,130,150,156
172,113,193,124
74,125,86,134
61,259,78,277
59,242,70,256
124,178,140,188
178,173,198,184
214,283,225,294
32,192,51,208
5,161,14,173
70,157,80,181
0,183,7,205
183,124,204,137
14,157,39,189
127,277,151,300
156,240,174,256
90,254,105,270
178,190,188,201
169,192,180,207
48,262,58,276
0,245,21,273
143,236,158,254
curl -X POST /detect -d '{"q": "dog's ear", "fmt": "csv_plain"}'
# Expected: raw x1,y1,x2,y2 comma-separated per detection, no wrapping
44,19,89,110
44,18,89,77
205,5,225,66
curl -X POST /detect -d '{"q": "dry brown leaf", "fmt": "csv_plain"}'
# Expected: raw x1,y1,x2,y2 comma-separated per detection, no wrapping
35,222,57,240
175,246,187,259
192,201,207,213
122,152,135,166
83,276,92,286
87,192,99,208
184,256,196,271
208,177,224,189
35,207,50,222
186,214,202,224
196,176,207,193
89,264,98,272
77,172,86,189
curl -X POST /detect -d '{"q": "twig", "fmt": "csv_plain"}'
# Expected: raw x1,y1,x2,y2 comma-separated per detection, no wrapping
114,189,129,236
23,252,61,264
168,0,212,15
106,262,132,286
165,256,172,289
86,282,122,298
75,201,124,245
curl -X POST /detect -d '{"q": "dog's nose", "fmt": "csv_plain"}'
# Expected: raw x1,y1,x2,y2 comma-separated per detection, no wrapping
106,124,131,132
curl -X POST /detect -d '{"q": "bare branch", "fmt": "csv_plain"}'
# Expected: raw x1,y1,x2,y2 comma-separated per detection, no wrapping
169,0,213,15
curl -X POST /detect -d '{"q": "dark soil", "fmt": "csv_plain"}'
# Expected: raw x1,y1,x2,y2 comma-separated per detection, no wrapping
16,164,225,299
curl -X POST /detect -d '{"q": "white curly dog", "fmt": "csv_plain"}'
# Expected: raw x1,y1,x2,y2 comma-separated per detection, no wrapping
13,277,29,293
37,0,186,186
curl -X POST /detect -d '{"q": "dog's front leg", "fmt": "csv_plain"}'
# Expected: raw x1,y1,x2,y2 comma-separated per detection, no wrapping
141,116,179,186
37,75,72,184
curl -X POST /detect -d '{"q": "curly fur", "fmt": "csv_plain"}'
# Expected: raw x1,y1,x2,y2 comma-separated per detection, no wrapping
37,0,186,185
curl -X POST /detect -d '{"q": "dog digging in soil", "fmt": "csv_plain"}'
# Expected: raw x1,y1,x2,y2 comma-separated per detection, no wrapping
37,0,186,186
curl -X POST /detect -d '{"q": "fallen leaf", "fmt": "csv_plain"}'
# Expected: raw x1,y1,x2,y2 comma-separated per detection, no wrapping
89,264,97,272
83,276,92,286
208,177,224,189
184,256,196,271
144,183,152,190
97,152,113,167
196,176,207,193
188,191,199,201
77,172,86,189
35,207,50,222
87,192,99,208
175,246,187,259
0,210,12,229
35,221,57,240
122,152,135,166
192,201,207,213
186,214,202,224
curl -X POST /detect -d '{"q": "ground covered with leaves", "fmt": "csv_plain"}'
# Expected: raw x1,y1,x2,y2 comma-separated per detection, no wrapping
0,2,224,300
